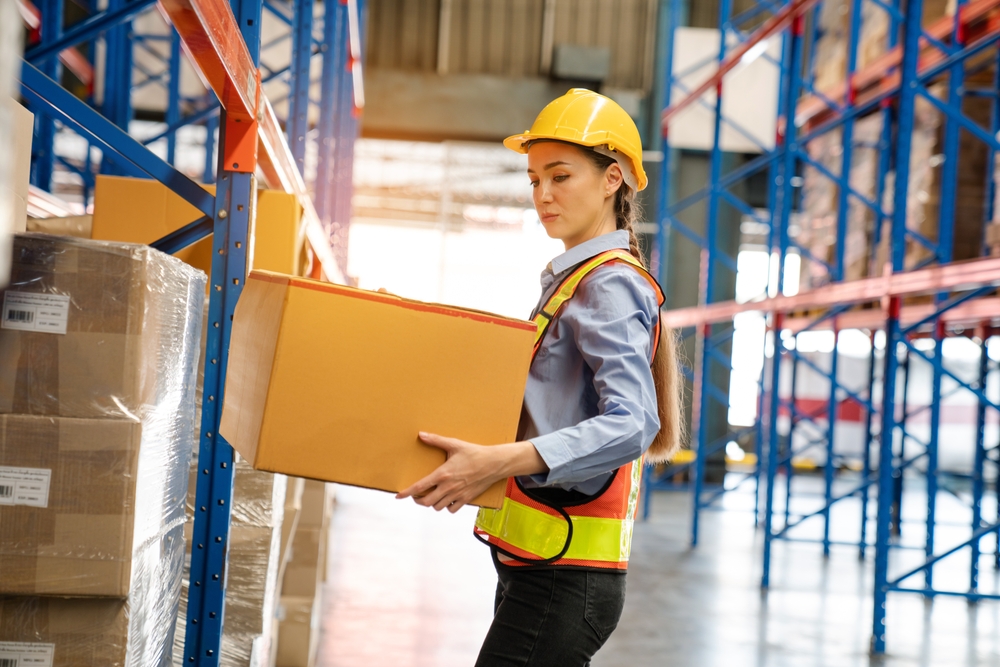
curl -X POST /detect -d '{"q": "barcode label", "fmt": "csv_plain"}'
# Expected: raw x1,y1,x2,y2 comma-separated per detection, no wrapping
1,292,69,335
0,468,51,508
4,309,32,323
0,643,53,667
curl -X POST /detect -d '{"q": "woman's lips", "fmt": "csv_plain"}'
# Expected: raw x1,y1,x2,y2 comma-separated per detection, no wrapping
539,212,558,223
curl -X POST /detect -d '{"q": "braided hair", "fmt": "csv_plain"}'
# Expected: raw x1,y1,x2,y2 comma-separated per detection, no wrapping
526,140,685,463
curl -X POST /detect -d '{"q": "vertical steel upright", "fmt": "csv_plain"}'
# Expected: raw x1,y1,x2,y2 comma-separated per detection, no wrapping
31,0,63,191
182,0,262,663
288,0,314,172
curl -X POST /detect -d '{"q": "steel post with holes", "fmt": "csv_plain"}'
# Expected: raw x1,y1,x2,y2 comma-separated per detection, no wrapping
182,0,262,663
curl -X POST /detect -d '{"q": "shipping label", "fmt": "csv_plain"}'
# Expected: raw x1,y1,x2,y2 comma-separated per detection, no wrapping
1,292,70,335
0,467,52,508
0,642,55,667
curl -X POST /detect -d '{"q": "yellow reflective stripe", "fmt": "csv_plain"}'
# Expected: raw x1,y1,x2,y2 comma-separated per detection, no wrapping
475,497,630,563
534,250,645,348
622,460,643,560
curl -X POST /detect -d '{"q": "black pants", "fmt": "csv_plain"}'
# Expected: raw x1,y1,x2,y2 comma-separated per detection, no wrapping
474,553,627,667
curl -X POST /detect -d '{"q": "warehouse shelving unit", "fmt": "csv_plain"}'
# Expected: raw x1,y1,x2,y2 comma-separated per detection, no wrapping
16,0,361,663
654,0,1000,653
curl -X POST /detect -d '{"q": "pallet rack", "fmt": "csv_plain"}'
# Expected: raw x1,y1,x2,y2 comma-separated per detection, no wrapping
16,0,362,663
653,0,1000,653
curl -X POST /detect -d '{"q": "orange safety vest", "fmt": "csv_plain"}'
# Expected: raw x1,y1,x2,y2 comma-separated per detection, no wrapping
474,249,665,570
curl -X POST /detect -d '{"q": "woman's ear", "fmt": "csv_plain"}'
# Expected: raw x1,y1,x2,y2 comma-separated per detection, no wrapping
604,163,625,198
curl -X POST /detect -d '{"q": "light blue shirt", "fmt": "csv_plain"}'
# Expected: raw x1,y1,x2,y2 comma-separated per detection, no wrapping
520,230,661,496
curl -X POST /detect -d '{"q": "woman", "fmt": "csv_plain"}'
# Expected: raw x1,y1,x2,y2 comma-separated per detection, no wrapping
397,88,683,666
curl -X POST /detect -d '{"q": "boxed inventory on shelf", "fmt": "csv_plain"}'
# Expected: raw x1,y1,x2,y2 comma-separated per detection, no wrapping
275,595,322,667
91,175,303,275
0,233,207,419
219,271,535,509
0,234,206,598
176,462,288,667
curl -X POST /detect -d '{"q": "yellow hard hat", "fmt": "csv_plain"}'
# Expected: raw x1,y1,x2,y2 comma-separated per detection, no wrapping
504,88,647,191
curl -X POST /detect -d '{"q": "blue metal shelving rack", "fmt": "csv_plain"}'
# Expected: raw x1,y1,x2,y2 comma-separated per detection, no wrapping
654,0,1000,654
17,0,361,663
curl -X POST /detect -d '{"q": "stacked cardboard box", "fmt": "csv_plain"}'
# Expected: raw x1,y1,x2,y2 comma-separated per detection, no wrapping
91,176,304,276
274,481,334,667
174,462,289,667
798,113,883,289
0,234,206,666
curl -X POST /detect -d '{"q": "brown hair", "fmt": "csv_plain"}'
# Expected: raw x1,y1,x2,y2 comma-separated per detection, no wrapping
580,146,685,464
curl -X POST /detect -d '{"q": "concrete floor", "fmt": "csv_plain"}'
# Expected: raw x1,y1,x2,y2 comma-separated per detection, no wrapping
318,483,1000,667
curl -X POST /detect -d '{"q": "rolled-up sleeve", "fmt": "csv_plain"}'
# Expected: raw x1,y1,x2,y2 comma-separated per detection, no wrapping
527,267,661,486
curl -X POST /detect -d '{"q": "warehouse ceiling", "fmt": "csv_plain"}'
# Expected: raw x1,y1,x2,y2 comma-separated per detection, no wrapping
362,0,659,142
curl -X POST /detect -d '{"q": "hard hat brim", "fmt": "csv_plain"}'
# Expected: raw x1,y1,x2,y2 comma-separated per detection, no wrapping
503,132,648,191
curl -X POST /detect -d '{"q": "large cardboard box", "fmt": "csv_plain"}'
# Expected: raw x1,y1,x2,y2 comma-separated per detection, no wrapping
219,272,534,509
0,597,131,666
275,595,321,667
0,414,190,596
0,590,181,667
0,234,206,420
91,176,302,275
0,519,184,666
91,175,215,273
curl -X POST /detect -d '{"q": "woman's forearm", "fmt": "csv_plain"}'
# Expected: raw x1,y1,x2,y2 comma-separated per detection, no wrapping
491,440,549,479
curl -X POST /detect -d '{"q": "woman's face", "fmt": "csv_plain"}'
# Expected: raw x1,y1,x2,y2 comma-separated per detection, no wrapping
526,141,622,250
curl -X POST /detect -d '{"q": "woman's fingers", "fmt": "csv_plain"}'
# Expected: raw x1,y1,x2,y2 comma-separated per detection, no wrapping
418,431,465,455
395,472,438,500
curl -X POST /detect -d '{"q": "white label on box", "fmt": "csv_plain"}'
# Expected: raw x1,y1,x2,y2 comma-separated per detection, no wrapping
0,642,55,667
1,292,70,335
0,467,51,508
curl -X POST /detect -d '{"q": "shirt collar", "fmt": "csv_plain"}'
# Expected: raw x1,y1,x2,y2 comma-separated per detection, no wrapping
544,230,631,282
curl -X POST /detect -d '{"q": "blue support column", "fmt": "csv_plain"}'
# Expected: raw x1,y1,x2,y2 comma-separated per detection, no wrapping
31,0,64,191
872,0,924,650
760,15,802,589
166,29,183,165
100,0,135,175
183,0,262,664
690,0,733,548
288,0,315,173
315,0,344,233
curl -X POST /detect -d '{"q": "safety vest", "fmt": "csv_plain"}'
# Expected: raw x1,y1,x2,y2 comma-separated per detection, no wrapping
474,249,665,570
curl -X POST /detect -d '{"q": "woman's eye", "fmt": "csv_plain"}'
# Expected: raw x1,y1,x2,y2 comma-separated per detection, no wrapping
529,180,539,188
553,175,568,182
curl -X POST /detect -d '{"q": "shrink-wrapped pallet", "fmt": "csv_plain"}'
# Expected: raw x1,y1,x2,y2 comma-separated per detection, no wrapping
0,234,206,666
174,463,288,667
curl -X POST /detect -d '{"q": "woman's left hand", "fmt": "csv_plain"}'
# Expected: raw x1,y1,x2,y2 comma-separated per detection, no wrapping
396,432,548,513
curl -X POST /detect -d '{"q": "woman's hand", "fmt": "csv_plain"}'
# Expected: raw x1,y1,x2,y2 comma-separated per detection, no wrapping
396,432,548,513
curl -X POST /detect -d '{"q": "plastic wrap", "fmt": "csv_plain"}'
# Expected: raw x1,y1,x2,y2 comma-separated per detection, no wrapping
0,521,186,667
275,596,322,667
175,465,287,667
0,234,205,600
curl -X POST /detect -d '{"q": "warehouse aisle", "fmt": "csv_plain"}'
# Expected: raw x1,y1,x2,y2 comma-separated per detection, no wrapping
317,486,496,666
317,485,1000,667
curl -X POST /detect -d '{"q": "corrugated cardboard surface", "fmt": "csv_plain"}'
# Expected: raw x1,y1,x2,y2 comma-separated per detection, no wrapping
0,235,205,420
0,596,129,666
253,191,301,275
91,175,216,274
220,272,535,508
275,595,321,667
0,415,141,596
0,521,184,667
92,176,302,275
